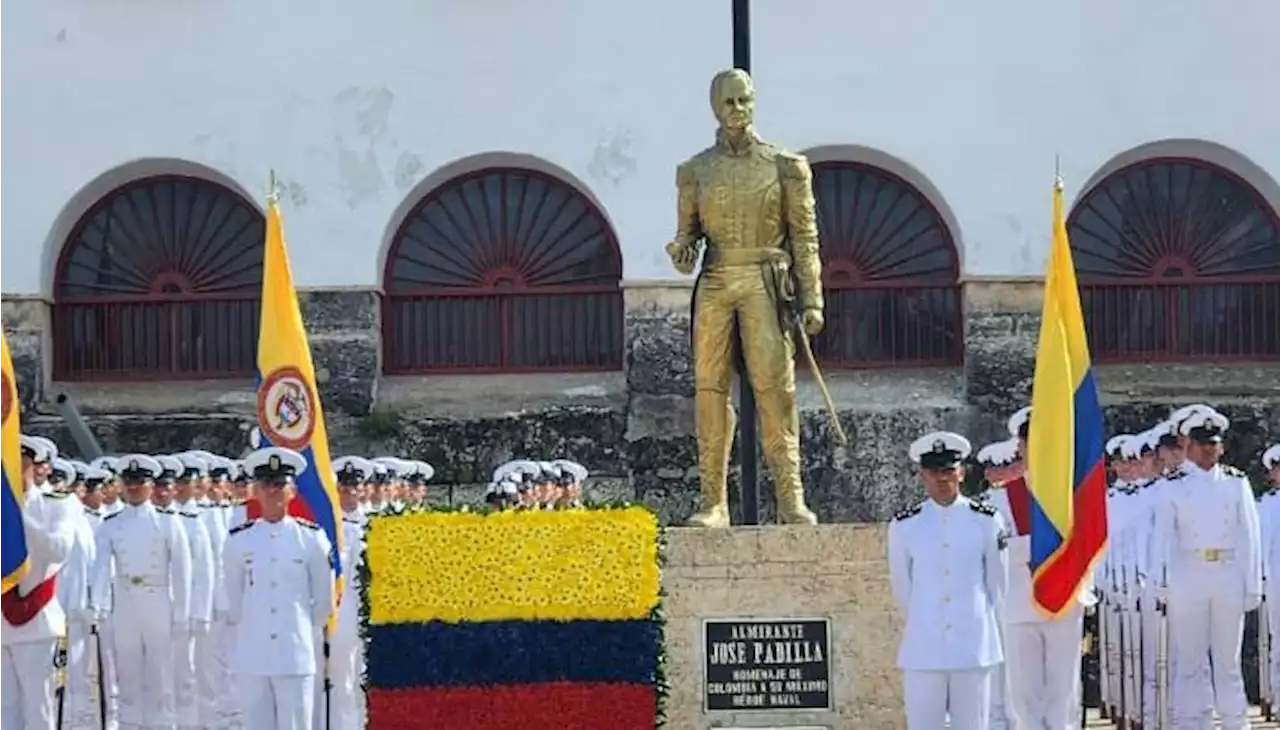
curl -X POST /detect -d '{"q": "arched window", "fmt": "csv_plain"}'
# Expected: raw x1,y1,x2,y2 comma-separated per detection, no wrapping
52,175,265,381
383,167,624,373
809,161,963,367
1068,157,1280,362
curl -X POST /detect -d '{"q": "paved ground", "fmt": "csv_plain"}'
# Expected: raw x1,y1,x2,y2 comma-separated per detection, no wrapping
1083,706,1280,727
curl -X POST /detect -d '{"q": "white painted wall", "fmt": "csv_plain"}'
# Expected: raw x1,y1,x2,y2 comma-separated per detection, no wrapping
754,0,1280,276
1,0,729,296
3,0,1278,295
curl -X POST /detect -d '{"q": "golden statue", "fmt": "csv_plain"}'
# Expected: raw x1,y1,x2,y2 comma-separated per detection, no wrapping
666,68,824,528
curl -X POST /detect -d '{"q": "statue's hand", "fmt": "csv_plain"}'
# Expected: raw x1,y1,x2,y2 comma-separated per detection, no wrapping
801,308,824,336
665,241,698,276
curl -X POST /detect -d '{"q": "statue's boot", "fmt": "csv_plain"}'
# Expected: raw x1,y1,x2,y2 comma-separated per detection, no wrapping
688,388,735,528
757,387,817,525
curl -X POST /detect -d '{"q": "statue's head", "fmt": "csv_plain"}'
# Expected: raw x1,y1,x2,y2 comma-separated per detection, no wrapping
710,69,754,133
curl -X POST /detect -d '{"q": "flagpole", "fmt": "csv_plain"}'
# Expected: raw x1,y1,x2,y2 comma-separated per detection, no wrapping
267,169,280,205
1055,154,1064,191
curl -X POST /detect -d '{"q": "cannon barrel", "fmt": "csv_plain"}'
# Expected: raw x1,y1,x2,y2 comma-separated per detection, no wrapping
53,392,104,460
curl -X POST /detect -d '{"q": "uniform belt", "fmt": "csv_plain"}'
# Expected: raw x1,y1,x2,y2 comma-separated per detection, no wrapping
703,246,791,267
1187,548,1235,562
118,576,169,589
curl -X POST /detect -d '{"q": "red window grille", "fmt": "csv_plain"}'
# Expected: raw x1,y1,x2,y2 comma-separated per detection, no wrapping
1067,157,1280,363
52,175,265,381
382,167,624,373
809,161,963,368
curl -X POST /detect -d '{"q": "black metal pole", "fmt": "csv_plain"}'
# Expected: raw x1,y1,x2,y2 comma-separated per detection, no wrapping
731,0,761,526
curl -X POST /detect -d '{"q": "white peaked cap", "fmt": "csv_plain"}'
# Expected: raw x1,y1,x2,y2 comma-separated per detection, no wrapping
1007,407,1031,438
1178,410,1230,436
50,458,76,480
115,454,163,479
242,447,308,476
332,455,374,479
976,443,1003,465
1105,434,1131,457
552,459,589,482
1169,403,1217,427
1263,444,1280,470
415,461,435,482
155,455,184,476
83,466,112,482
373,457,410,477
493,460,540,482
20,434,55,462
178,452,210,476
908,431,972,464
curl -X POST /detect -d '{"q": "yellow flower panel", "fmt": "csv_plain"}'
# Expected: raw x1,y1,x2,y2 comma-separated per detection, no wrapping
365,507,660,625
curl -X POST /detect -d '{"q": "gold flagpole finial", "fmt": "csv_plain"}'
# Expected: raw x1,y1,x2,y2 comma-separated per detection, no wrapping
1054,155,1064,192
267,169,280,204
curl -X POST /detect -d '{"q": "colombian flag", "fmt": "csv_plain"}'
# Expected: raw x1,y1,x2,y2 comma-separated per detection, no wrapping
255,191,344,622
1027,177,1108,617
1,332,29,594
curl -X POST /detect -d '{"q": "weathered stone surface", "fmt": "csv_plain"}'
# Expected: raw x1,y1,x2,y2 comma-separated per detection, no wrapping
310,335,379,416
298,289,379,334
23,413,250,458
327,406,628,486
625,309,694,397
7,333,44,413
963,311,1039,414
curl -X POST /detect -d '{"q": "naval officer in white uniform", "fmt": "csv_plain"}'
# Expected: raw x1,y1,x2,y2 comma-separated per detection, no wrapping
224,447,334,730
1153,410,1260,729
889,431,1009,730
2,436,81,730
993,407,1096,730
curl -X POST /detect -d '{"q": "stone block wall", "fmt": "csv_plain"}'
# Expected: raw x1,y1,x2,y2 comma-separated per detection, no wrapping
6,279,1280,525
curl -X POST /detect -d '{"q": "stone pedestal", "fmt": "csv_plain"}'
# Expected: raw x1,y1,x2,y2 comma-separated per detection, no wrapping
662,525,905,730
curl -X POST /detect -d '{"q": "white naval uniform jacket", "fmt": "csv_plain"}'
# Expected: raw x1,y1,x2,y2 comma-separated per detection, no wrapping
335,511,366,645
223,517,334,677
1,489,80,645
1153,462,1262,597
888,496,1009,671
174,499,216,626
55,499,98,623
90,502,193,624
196,499,230,618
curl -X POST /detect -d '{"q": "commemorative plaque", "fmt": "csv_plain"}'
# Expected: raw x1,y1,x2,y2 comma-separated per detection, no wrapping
702,617,833,712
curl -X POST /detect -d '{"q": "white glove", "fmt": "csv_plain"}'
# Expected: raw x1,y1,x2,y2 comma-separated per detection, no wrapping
190,619,212,636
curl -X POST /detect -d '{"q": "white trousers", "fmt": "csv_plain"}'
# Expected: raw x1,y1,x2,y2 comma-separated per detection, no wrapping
1169,568,1249,730
311,630,327,730
1267,591,1280,703
173,630,199,728
100,617,121,729
113,593,177,728
194,630,219,726
331,629,367,730
903,668,992,730
1006,606,1084,730
215,616,242,725
65,620,108,729
1,639,58,730
988,661,1011,729
241,674,315,730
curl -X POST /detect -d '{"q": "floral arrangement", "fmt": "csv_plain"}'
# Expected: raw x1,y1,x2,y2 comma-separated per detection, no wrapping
361,504,667,729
